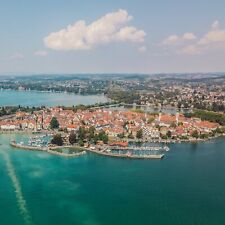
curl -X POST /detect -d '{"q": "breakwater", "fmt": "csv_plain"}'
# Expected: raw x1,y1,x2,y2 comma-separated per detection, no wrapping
87,148,164,159
10,141,164,160
10,141,86,158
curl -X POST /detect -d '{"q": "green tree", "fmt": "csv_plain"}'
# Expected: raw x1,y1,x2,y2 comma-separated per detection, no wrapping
69,131,77,145
88,126,96,140
117,132,125,139
51,134,63,146
191,130,199,139
78,127,86,140
101,134,109,144
78,139,84,147
161,135,168,140
167,130,172,138
148,117,155,124
136,129,143,139
200,133,208,139
98,131,109,144
50,117,59,129
128,132,134,139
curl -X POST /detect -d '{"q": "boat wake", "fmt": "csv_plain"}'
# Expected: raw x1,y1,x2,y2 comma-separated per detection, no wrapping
1,151,34,225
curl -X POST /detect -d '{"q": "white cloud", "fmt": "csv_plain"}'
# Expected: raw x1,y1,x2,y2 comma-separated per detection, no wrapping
44,9,146,51
198,20,225,45
212,20,219,29
179,45,200,55
138,46,147,53
161,21,225,55
183,33,196,41
162,35,179,45
162,33,196,45
34,50,48,56
10,52,24,60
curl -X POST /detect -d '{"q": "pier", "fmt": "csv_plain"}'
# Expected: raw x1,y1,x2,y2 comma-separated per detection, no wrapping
10,141,164,160
10,141,86,158
87,148,164,159
110,146,169,151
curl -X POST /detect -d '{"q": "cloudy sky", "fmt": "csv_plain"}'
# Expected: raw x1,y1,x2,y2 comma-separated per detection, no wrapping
0,0,225,74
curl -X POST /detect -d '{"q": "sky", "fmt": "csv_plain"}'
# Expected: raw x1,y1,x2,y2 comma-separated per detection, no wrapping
0,0,225,74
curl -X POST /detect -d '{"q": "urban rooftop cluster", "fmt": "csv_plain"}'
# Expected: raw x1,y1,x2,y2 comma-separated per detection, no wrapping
0,107,223,144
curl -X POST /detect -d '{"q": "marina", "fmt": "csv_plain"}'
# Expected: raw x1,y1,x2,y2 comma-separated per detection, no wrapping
10,137,166,160
110,146,170,151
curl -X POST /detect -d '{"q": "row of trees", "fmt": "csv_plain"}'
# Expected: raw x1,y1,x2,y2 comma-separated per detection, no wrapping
51,126,109,147
117,129,143,140
0,105,45,117
185,110,225,125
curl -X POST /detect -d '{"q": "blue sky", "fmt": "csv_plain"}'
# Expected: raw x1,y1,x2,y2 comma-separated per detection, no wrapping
0,0,225,74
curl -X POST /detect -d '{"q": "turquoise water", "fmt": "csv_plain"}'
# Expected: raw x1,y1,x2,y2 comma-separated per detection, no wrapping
0,90,108,106
0,134,225,225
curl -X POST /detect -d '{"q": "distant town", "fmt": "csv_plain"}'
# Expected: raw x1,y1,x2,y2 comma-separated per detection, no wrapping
0,73,225,112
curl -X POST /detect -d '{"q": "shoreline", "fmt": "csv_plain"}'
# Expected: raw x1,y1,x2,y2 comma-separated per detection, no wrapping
1,129,224,143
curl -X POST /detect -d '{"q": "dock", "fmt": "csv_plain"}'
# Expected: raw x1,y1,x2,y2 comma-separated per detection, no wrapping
110,146,169,151
10,141,86,158
10,141,165,160
87,148,164,159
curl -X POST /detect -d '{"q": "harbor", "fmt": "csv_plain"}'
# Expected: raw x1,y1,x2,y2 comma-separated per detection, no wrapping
10,137,167,160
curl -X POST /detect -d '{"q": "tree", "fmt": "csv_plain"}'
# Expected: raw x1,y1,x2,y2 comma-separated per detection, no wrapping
167,130,172,138
191,130,199,139
98,130,109,144
148,117,155,124
88,126,95,140
69,131,77,145
161,135,168,140
128,132,134,139
50,117,59,129
117,132,125,139
200,133,208,139
51,134,63,146
78,127,86,140
136,129,143,139
78,139,84,146
101,134,109,144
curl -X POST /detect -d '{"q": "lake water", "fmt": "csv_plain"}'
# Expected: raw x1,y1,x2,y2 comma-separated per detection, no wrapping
0,134,225,225
0,90,108,107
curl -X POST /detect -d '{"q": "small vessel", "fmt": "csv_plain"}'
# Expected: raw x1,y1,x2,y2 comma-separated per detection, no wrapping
163,146,170,151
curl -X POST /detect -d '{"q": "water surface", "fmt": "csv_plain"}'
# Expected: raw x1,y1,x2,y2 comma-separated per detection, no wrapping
0,134,225,225
0,90,108,107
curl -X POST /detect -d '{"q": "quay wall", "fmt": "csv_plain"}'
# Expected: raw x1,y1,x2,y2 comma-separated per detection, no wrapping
87,148,164,159
10,142,164,159
10,142,86,158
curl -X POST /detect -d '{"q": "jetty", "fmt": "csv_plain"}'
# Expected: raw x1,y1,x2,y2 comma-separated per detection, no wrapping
87,148,164,159
110,146,169,151
10,141,164,160
10,141,86,158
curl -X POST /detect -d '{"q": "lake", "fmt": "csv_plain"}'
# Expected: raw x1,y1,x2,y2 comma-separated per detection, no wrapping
0,134,225,225
0,90,108,107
